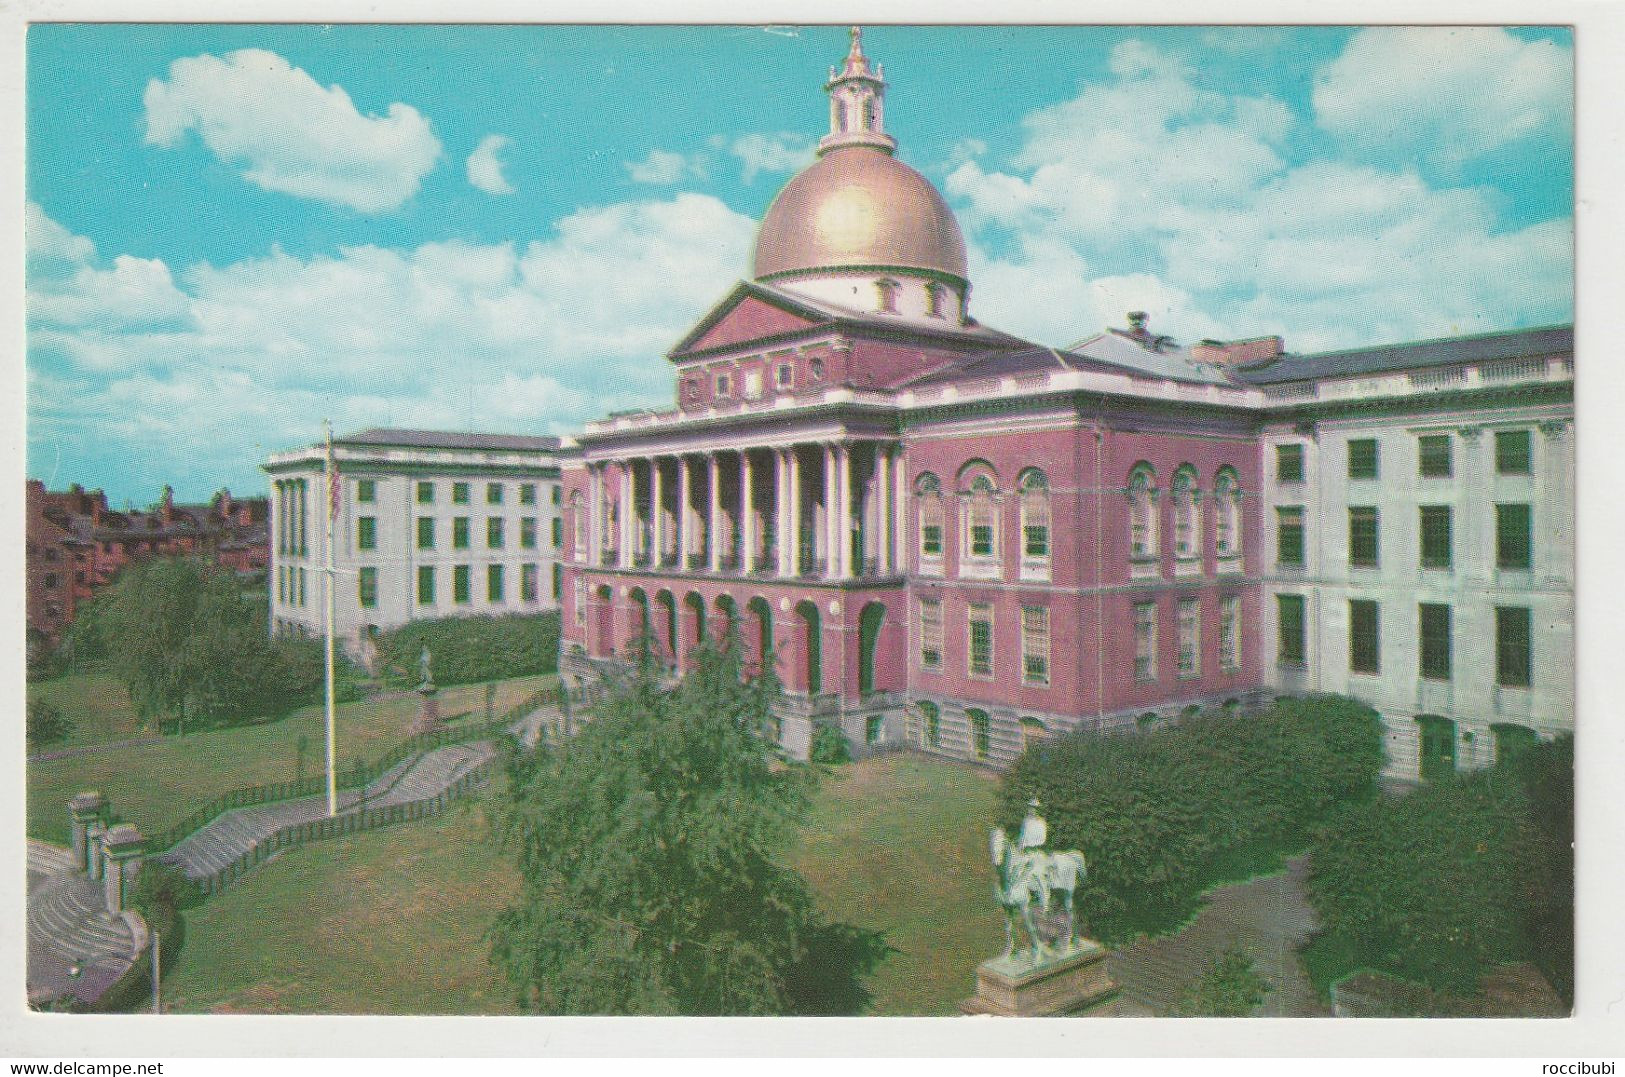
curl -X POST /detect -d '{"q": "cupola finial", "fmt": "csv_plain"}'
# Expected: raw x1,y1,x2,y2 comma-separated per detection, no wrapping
819,26,896,157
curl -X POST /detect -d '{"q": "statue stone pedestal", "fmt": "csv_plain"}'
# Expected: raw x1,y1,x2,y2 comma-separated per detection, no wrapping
413,686,440,734
960,940,1118,1017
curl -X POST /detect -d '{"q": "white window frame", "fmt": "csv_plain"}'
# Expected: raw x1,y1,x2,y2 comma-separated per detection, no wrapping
1134,601,1157,682
1018,469,1051,583
960,474,1002,581
1177,598,1201,679
919,598,943,673
1021,605,1050,687
968,602,995,680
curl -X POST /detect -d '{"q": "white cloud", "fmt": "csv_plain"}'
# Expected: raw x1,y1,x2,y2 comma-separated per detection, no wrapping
466,134,515,195
143,48,442,212
27,197,756,493
1313,28,1572,167
625,148,705,185
26,201,96,269
947,38,1571,351
729,132,814,184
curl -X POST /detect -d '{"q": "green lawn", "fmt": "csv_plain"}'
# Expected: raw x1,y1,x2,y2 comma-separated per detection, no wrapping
27,672,146,750
26,674,555,845
162,802,521,1015
158,752,1001,1015
790,754,1004,1014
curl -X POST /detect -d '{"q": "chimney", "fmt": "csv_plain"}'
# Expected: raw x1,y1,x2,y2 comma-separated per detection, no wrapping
1190,336,1285,366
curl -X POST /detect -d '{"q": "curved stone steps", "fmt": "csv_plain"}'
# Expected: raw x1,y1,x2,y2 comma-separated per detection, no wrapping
28,840,78,878
28,873,135,964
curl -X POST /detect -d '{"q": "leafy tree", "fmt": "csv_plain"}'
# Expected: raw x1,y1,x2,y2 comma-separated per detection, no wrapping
809,722,851,764
79,557,319,731
26,698,73,751
487,637,878,1014
1173,947,1273,1017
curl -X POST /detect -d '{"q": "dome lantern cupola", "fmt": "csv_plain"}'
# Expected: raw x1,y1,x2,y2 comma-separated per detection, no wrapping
819,27,896,157
752,27,973,325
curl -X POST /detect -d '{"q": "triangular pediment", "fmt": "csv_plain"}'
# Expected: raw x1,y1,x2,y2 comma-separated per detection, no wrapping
668,281,837,360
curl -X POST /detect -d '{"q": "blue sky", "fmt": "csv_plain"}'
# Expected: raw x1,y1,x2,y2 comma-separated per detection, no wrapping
26,24,1573,505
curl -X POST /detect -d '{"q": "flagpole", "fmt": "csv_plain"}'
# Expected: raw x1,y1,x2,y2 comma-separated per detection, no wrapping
324,419,338,817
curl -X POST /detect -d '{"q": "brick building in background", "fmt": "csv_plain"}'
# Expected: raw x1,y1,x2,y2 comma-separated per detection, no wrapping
557,30,1573,780
25,479,269,656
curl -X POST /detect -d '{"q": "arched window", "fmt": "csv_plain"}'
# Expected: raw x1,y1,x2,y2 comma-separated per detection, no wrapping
919,700,941,748
915,473,944,568
967,708,992,760
1018,469,1050,577
1127,464,1158,561
876,278,900,314
1172,465,1199,560
1214,467,1242,562
861,93,876,131
960,466,1001,574
925,282,946,318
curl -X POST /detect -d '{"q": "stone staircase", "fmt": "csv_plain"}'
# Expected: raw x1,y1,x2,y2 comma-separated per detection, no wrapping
27,865,143,1009
156,737,501,888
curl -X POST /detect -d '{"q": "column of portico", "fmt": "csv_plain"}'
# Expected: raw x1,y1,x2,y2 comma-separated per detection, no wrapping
780,448,793,578
650,457,665,567
677,455,692,568
708,453,723,573
892,447,907,574
835,443,853,579
786,448,803,577
823,444,839,580
740,452,756,573
876,444,892,575
618,464,633,570
587,464,602,567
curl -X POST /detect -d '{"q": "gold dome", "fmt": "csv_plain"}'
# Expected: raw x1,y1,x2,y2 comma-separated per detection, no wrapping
752,146,969,283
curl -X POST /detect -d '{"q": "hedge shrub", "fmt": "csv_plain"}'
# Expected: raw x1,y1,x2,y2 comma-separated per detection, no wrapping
376,611,559,688
1000,694,1384,943
1305,734,1573,1000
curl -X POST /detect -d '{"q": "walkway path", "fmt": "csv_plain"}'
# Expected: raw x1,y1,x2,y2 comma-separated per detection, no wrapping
1105,855,1328,1016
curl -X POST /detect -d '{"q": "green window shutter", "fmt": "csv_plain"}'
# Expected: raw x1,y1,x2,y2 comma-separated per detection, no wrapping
488,564,504,602
1277,508,1304,567
1495,429,1532,475
1496,503,1532,569
1420,506,1452,569
356,479,375,503
454,565,470,603
1496,605,1532,687
453,517,470,549
487,482,503,505
417,565,435,605
358,567,377,608
1277,594,1306,665
452,482,469,504
1419,603,1452,680
1348,507,1379,567
1347,438,1379,479
521,517,537,549
416,481,434,504
1276,443,1304,483
488,517,504,549
357,516,377,551
416,517,434,550
1349,599,1379,674
520,483,536,505
1418,434,1453,477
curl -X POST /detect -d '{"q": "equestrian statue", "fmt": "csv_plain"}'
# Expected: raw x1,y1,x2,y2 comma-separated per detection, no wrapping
991,798,1088,964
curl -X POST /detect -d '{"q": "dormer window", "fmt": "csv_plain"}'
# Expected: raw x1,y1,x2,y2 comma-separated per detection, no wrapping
876,278,899,314
776,363,794,389
925,282,946,318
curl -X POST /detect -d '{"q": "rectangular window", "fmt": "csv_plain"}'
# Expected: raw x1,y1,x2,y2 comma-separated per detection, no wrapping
357,516,377,551
922,517,944,558
1278,594,1306,666
1347,438,1379,480
574,578,586,625
453,517,470,549
1177,599,1200,678
487,564,504,603
297,568,306,607
488,517,505,549
1420,506,1452,569
1021,606,1050,686
487,482,504,505
416,481,434,504
1277,507,1305,567
520,483,536,505
452,482,470,504
1276,443,1304,483
1220,596,1241,672
1133,602,1157,681
1495,429,1532,475
358,566,377,608
1349,599,1380,674
1496,605,1532,688
417,565,435,605
454,565,470,604
716,373,731,397
521,563,538,603
1496,503,1532,569
552,486,562,506
1419,603,1452,680
416,517,434,550
920,599,943,672
1418,434,1452,477
552,563,562,600
777,363,793,388
1022,497,1050,559
1348,507,1379,568
356,479,375,503
552,518,563,548
521,517,538,549
968,603,994,679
